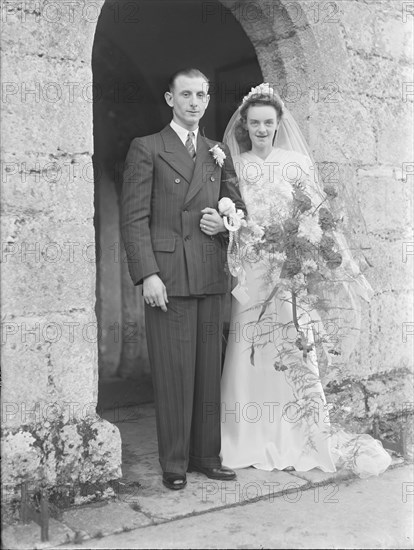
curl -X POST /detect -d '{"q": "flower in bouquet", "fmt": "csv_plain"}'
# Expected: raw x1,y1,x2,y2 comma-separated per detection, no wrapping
302,258,318,274
283,218,299,236
246,218,265,240
295,334,314,353
323,184,338,199
264,223,284,244
292,188,312,213
218,197,245,232
319,235,342,269
281,250,302,278
297,214,323,245
218,197,235,216
319,207,337,231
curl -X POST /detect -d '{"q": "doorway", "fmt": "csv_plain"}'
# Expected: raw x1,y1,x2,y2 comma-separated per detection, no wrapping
92,0,263,409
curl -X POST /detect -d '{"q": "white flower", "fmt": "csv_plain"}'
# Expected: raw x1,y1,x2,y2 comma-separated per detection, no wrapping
242,83,285,106
218,197,236,216
271,251,287,264
218,198,245,232
209,144,226,167
302,259,318,274
247,218,265,240
2,431,42,484
298,215,323,244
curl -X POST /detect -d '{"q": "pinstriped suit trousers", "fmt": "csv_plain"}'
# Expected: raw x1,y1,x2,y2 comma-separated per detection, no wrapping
145,295,223,475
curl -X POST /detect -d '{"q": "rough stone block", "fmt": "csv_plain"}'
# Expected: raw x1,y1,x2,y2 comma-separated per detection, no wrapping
1,152,95,222
1,518,75,550
356,167,413,237
374,14,414,61
376,102,414,165
356,235,414,293
311,100,376,164
368,291,414,371
344,53,400,100
1,311,99,429
2,55,93,154
1,0,104,64
338,1,376,54
61,500,151,539
1,214,96,315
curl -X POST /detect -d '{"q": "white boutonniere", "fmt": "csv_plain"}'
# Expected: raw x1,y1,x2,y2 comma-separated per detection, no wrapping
209,144,226,167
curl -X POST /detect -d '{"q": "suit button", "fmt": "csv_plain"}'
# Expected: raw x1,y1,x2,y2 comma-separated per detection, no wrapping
174,178,180,184
184,235,192,241
210,176,215,182
183,209,188,213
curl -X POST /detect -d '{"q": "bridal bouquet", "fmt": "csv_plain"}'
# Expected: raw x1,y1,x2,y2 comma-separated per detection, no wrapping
243,177,346,367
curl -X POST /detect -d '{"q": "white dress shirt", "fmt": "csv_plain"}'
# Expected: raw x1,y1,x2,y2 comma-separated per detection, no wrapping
170,120,198,152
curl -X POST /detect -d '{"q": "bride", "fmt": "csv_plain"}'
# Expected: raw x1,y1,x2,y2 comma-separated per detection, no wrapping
220,83,392,477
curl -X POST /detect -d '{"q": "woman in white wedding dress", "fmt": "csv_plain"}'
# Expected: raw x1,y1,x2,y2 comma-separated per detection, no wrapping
220,84,392,478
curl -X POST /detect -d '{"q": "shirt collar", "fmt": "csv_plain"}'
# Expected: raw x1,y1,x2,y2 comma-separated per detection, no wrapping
170,120,199,145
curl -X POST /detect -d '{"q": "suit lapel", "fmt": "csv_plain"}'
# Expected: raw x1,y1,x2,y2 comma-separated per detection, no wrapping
159,125,195,184
184,134,215,206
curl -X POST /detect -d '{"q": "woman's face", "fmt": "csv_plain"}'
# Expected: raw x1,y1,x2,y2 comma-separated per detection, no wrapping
245,105,279,151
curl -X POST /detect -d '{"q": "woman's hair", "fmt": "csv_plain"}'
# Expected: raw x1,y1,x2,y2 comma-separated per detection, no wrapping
234,93,284,152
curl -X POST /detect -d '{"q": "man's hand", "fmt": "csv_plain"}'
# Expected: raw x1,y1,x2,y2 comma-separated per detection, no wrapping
143,274,168,312
200,207,226,236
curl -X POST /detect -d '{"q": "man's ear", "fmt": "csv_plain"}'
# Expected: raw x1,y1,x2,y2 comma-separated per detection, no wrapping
164,91,173,107
205,94,210,107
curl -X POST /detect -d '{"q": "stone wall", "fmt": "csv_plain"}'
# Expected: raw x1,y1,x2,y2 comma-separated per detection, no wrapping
1,0,121,492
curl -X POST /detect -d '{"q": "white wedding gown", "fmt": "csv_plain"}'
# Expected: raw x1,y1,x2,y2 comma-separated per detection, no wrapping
220,149,392,478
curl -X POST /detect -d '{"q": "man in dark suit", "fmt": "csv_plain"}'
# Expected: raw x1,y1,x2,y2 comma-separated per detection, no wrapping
121,68,245,490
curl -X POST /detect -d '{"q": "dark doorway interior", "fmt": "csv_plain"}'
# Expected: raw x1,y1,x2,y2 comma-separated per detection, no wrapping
93,0,262,409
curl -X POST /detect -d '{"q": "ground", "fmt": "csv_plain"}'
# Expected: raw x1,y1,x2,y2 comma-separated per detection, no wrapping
2,404,413,549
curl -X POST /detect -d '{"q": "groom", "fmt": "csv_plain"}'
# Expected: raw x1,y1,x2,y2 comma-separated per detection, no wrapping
121,68,245,490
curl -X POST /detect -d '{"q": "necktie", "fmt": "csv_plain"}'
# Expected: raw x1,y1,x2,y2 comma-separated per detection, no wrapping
185,131,196,162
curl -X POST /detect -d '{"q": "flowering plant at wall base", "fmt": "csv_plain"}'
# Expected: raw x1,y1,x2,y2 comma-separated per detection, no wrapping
1,415,122,499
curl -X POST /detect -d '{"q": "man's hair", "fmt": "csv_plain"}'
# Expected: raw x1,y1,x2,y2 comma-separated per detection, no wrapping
168,68,209,91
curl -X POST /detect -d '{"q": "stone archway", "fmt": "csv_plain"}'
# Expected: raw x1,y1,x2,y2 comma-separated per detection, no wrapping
91,0,326,402
92,0,266,398
2,0,412,495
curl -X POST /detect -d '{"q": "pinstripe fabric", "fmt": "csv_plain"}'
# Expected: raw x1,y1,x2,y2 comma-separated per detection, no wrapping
120,125,245,296
121,124,246,475
145,296,222,474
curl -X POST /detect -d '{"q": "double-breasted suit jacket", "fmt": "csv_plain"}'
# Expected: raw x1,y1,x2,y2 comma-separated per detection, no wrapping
121,124,245,296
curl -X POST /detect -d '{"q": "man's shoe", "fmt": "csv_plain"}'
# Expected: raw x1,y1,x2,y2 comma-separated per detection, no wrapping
162,472,187,490
187,464,236,480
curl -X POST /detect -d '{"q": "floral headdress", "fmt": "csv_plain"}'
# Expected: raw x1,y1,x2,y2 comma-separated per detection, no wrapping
241,83,285,108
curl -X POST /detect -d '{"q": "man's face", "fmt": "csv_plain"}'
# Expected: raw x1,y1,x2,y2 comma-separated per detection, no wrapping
165,75,210,130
